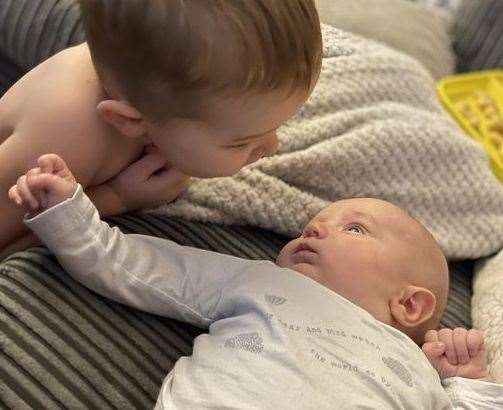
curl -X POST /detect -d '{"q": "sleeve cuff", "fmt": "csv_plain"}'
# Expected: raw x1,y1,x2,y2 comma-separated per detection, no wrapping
24,184,95,239
443,376,503,407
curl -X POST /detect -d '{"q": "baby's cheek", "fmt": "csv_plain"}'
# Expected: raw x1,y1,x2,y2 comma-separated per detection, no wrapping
275,245,293,267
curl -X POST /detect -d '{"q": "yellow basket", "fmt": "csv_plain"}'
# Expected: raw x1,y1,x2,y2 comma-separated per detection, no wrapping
437,70,503,182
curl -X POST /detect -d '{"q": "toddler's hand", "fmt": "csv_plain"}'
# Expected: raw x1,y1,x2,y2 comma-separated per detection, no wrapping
8,154,77,217
422,328,491,381
107,144,191,212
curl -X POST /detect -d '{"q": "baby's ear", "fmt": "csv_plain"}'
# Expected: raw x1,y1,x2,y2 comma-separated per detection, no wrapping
97,100,146,138
389,285,436,329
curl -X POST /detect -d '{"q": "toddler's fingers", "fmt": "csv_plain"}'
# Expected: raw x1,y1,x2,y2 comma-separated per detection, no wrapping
438,328,457,365
452,328,469,365
137,150,168,177
467,329,484,357
151,166,189,187
145,143,157,154
16,175,39,210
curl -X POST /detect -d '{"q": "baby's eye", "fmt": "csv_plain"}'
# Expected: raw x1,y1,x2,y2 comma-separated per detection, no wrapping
344,224,366,235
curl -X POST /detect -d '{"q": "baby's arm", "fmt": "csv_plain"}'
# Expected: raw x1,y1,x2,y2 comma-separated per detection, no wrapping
422,328,503,409
9,154,239,326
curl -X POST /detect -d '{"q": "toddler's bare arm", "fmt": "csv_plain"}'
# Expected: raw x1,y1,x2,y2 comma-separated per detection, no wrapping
0,133,95,250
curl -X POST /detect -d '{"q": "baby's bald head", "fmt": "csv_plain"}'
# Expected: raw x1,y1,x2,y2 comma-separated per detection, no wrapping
277,197,449,344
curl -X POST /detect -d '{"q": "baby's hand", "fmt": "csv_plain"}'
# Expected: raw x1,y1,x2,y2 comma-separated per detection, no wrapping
422,328,491,381
8,154,77,217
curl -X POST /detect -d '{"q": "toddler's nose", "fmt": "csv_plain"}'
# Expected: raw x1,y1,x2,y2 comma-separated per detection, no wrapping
302,221,327,239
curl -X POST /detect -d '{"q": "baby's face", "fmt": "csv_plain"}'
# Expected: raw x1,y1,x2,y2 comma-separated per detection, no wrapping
276,198,432,320
145,89,308,178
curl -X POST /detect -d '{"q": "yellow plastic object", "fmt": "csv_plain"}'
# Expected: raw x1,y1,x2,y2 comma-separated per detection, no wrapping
437,70,503,182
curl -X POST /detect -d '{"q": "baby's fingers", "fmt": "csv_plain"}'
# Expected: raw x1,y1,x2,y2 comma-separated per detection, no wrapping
8,185,23,206
467,329,484,357
38,153,70,177
16,174,39,210
422,341,446,361
438,328,458,365
26,168,48,208
453,328,469,365
424,330,440,344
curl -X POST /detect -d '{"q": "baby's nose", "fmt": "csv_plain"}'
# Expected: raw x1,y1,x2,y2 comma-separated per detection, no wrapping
303,221,327,239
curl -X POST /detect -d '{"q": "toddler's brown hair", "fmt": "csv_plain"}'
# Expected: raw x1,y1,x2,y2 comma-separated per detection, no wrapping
78,0,323,121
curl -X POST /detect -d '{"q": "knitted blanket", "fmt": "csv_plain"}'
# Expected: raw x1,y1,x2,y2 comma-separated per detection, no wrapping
150,25,503,382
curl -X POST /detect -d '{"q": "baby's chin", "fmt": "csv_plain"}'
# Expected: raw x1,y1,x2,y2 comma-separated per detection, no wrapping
284,261,321,283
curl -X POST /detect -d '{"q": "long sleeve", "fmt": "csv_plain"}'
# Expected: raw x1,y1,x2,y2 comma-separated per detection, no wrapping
25,184,254,328
442,377,503,409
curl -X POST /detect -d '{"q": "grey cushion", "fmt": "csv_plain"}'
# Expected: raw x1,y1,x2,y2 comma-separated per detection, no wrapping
0,52,21,96
0,0,84,72
454,0,503,72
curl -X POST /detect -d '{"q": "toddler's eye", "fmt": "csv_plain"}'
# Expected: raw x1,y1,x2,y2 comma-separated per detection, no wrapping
226,143,250,149
344,224,366,235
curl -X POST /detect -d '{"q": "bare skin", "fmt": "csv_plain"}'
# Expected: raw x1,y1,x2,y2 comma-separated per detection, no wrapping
0,44,145,255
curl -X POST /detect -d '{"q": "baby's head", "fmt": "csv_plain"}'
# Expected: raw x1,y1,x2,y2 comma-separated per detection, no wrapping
78,0,322,177
277,198,449,344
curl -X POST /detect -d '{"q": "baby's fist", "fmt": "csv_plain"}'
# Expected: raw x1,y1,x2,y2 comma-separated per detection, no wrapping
422,328,490,381
9,154,77,216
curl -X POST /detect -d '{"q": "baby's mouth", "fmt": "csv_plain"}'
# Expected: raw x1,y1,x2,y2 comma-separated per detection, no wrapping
292,242,317,264
293,242,317,256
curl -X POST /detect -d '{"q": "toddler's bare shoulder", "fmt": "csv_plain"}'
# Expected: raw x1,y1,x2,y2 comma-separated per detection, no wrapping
2,44,106,142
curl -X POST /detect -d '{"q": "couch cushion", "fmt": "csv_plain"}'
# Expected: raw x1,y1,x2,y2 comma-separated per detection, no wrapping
0,53,22,97
315,0,456,80
454,0,503,72
0,214,472,409
0,0,84,72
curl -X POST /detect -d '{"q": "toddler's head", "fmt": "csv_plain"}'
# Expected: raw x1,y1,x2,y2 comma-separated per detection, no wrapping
78,0,322,177
277,198,449,344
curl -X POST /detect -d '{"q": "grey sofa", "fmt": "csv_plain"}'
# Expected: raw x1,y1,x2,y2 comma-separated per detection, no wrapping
0,0,501,408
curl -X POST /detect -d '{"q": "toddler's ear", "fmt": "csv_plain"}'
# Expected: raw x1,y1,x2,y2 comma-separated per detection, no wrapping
97,100,146,138
389,285,436,329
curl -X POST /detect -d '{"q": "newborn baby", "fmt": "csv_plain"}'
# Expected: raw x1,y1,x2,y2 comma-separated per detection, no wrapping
10,154,503,409
277,194,449,346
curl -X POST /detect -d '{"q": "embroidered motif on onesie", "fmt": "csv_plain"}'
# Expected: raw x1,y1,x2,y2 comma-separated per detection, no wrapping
225,332,264,354
382,356,413,387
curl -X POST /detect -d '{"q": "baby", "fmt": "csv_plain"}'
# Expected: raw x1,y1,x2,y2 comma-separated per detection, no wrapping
0,0,322,256
10,155,503,409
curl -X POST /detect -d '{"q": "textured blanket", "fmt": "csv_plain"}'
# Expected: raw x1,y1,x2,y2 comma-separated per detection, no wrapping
150,25,503,382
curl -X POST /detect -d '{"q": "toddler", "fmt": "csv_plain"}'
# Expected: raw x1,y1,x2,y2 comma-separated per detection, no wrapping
0,0,322,256
10,154,503,409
